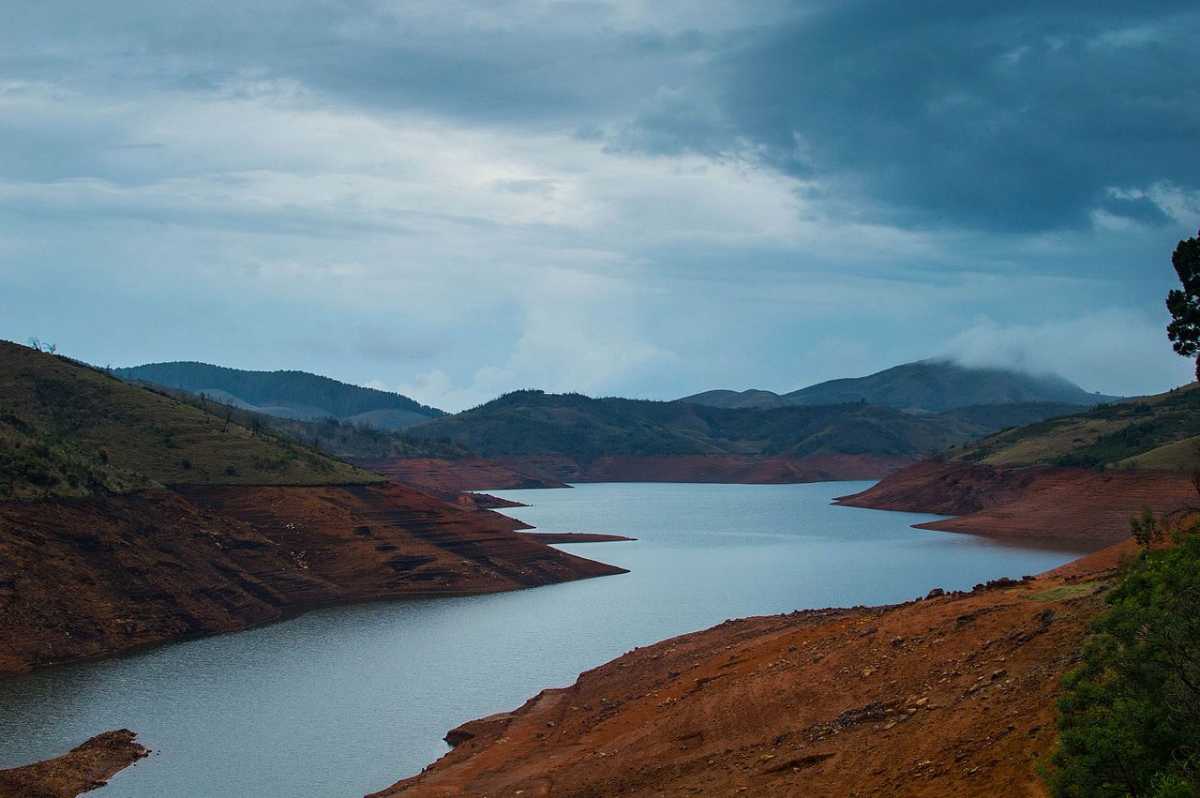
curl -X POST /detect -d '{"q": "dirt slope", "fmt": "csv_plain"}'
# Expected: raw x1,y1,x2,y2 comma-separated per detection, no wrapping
0,483,623,673
374,544,1127,798
836,460,1198,546
0,730,148,798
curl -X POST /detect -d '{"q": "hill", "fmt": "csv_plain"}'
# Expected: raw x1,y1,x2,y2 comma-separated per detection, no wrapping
680,359,1116,413
953,383,1200,470
0,341,624,673
405,390,1080,460
113,361,443,429
0,341,377,497
837,384,1200,547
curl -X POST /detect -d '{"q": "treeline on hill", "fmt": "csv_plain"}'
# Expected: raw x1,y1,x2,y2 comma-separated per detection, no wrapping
1048,514,1200,798
404,389,1082,460
0,342,377,498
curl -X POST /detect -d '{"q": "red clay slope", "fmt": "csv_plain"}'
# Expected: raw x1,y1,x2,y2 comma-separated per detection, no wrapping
373,541,1129,798
0,483,624,673
836,460,1199,547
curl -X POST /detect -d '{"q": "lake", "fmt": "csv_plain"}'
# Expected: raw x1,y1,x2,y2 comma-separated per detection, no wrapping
0,481,1087,797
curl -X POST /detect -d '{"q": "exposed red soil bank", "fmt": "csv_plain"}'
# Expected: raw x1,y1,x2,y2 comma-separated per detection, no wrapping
520,532,637,544
837,460,1199,546
0,483,624,674
367,454,914,496
373,543,1128,798
0,730,148,798
458,493,527,510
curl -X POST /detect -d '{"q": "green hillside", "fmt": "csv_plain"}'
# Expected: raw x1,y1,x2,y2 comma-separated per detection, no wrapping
406,390,1079,460
0,341,380,497
956,383,1200,470
114,361,443,429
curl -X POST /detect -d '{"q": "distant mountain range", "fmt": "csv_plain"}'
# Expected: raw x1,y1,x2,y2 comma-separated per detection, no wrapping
405,389,1081,460
114,362,443,430
679,360,1119,414
111,358,1115,462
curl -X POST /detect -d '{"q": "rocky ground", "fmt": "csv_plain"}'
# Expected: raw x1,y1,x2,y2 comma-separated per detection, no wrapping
0,730,148,798
372,542,1128,798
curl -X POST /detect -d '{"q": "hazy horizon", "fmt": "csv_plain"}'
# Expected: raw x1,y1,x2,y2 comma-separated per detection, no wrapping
3,2,1198,411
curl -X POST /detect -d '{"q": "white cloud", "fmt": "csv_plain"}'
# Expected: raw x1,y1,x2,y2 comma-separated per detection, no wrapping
943,310,1193,396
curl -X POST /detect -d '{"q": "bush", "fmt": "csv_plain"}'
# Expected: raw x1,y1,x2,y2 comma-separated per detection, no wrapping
1048,524,1200,797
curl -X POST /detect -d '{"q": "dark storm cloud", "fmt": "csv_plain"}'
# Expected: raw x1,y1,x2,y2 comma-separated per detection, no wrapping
7,2,1195,237
710,1,1200,232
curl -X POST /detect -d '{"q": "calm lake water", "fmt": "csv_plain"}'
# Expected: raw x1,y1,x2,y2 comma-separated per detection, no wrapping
0,482,1087,797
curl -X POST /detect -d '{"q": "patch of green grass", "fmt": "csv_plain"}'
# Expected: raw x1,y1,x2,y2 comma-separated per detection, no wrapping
1025,582,1101,602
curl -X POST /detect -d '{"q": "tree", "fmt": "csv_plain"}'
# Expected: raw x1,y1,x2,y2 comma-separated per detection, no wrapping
1167,230,1200,381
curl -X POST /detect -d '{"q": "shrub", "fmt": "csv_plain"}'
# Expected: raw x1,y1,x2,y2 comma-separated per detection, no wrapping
1047,523,1200,797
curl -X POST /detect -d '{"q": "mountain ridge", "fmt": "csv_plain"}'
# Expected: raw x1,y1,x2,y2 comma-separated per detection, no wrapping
680,359,1118,413
405,389,1082,460
113,361,443,430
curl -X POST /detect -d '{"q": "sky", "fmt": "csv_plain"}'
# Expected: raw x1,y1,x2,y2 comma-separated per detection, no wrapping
2,1,1198,411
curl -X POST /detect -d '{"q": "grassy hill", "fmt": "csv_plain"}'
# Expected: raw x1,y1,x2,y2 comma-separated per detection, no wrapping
114,361,443,429
406,390,1081,460
954,383,1200,470
681,360,1116,413
0,341,379,497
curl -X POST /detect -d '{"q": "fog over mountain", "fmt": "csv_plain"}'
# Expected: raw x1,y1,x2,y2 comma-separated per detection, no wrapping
680,360,1118,413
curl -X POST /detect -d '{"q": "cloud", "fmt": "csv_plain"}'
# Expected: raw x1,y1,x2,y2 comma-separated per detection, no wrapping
1,1,1197,409
943,310,1194,396
705,2,1200,233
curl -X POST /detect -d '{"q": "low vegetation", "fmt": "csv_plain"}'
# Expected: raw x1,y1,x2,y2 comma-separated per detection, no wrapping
0,412,149,499
1048,519,1200,797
